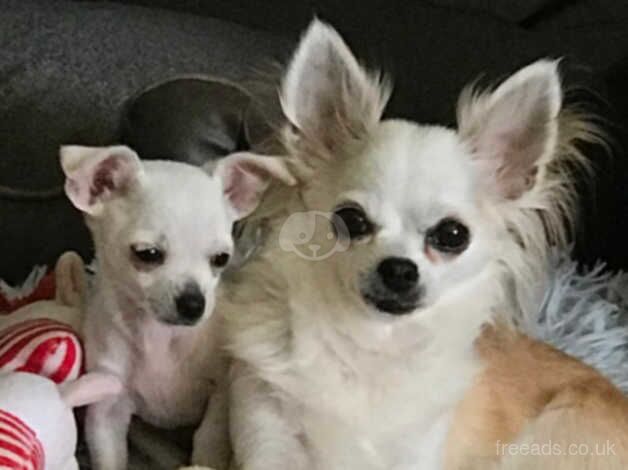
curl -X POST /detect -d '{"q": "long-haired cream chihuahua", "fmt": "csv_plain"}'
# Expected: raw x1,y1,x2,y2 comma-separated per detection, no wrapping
221,20,628,470
60,145,293,470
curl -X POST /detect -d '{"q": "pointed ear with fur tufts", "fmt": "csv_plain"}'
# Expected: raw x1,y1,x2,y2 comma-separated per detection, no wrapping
457,60,562,200
280,19,390,155
60,145,143,216
213,152,296,220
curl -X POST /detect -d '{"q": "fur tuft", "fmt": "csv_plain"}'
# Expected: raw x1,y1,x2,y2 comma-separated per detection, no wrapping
457,71,607,325
457,64,606,325
505,106,606,325
488,108,605,326
279,19,392,166
281,69,391,164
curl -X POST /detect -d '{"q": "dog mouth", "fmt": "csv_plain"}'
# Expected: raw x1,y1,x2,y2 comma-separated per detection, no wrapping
362,293,420,315
158,315,202,327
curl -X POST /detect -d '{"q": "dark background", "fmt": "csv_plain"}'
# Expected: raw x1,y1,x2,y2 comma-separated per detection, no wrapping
1,0,627,283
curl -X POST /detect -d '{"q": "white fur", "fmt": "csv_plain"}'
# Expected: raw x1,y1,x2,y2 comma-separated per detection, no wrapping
223,20,592,470
61,146,289,470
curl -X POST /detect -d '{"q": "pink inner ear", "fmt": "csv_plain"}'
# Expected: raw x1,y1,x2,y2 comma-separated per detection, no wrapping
223,162,266,217
473,113,549,200
89,156,120,204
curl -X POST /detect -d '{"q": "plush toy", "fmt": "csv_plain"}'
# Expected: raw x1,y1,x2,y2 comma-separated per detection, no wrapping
0,371,121,470
0,252,86,383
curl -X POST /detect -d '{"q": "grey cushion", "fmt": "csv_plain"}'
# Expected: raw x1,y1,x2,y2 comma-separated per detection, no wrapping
0,0,289,283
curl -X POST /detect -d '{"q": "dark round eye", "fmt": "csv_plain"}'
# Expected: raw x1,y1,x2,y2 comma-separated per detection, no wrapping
210,252,230,268
333,205,374,240
131,245,165,265
426,218,470,254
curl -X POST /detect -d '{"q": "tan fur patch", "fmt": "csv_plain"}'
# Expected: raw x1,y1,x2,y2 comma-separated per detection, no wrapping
444,324,628,469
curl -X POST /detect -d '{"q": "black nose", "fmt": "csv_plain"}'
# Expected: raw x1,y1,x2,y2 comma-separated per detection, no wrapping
175,285,205,322
377,257,419,294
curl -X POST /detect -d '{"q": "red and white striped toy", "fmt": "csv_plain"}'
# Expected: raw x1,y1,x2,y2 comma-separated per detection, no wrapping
0,406,45,470
0,319,82,385
0,253,113,469
0,371,121,470
0,252,86,385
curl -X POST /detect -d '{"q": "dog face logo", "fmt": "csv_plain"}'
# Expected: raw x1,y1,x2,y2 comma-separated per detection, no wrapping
278,211,349,260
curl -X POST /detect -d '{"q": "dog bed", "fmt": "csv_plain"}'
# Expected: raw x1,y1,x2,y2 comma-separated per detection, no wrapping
1,251,627,469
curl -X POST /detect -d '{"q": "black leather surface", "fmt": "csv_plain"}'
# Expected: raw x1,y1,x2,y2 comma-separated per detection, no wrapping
119,77,275,164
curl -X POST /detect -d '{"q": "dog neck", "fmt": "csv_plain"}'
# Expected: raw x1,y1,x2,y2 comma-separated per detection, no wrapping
92,266,197,353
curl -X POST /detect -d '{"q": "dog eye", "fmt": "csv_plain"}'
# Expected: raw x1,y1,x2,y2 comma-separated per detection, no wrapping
210,252,230,268
333,205,374,239
131,245,165,265
426,218,470,254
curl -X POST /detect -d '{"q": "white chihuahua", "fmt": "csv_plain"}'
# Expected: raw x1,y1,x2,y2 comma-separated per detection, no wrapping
60,145,293,470
222,20,628,470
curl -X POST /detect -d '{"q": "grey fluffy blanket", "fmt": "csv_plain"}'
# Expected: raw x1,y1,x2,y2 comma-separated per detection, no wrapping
525,252,628,392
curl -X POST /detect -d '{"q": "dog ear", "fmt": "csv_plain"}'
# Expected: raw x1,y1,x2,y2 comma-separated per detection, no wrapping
457,60,562,200
213,152,296,219
281,19,389,155
54,251,86,309
60,145,143,215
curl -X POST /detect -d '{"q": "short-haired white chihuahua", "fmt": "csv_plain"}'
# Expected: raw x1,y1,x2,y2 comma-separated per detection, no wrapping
60,145,294,470
221,20,628,470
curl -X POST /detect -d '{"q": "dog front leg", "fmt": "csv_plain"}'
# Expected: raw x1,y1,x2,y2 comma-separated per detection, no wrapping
85,393,134,470
192,378,230,470
230,364,310,470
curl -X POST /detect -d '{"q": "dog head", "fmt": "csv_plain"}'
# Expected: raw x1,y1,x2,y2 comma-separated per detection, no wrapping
61,145,292,326
274,21,591,331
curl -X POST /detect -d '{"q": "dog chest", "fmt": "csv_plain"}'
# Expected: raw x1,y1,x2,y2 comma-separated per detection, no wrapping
298,401,453,470
272,341,472,470
131,353,212,428
129,325,218,428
